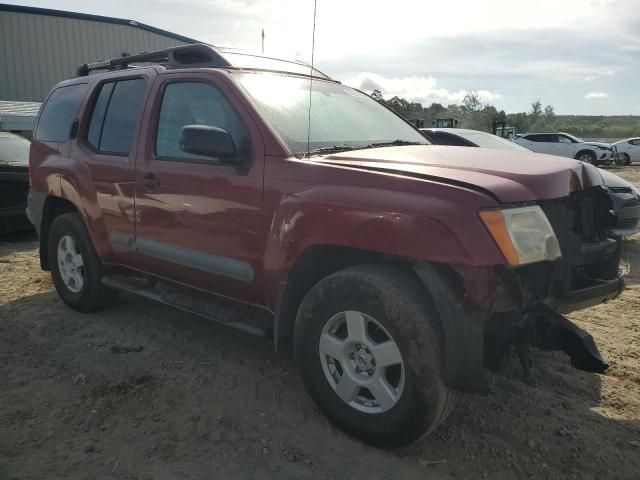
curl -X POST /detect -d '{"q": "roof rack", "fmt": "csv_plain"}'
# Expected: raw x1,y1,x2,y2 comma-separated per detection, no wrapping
76,43,231,77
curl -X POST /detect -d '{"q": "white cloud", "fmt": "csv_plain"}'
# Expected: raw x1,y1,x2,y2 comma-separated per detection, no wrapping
343,72,500,105
584,70,615,81
585,92,609,99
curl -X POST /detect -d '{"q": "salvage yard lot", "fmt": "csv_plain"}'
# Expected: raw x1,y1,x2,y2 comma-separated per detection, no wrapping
1,167,639,480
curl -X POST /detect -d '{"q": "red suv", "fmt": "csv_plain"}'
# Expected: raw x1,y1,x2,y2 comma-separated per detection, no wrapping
27,44,624,446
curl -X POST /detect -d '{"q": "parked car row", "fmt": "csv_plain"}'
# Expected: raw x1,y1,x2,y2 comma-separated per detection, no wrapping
514,132,616,165
420,128,640,237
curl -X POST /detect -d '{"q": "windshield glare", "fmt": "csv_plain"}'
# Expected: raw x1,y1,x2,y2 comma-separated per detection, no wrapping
235,72,427,155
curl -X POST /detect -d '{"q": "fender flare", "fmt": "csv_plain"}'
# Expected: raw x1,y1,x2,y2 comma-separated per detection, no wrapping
413,261,490,393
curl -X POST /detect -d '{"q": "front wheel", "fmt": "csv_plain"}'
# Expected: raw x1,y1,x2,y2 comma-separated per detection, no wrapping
48,213,115,312
576,150,596,164
294,265,456,447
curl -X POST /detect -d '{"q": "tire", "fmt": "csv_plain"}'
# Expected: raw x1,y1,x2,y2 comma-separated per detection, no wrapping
576,150,596,164
616,153,630,167
48,213,115,312
624,153,632,166
293,265,457,447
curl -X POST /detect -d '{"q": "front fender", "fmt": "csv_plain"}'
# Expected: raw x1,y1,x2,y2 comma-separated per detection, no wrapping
263,183,506,309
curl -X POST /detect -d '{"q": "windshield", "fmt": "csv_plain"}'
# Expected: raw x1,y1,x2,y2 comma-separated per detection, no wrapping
234,72,428,156
457,132,531,151
0,135,30,165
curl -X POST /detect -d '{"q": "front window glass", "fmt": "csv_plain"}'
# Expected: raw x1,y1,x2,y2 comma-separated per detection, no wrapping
563,133,584,143
235,72,427,156
155,82,249,161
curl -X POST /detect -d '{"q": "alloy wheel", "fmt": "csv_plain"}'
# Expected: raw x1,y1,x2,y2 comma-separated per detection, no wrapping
318,310,405,414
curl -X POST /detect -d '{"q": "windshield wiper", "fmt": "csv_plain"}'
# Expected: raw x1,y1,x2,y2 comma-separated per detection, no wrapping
366,140,425,148
304,145,360,157
303,140,425,158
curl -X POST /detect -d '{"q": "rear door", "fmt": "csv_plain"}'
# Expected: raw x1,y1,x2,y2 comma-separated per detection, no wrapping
71,71,155,265
522,134,553,154
551,134,577,158
133,71,265,303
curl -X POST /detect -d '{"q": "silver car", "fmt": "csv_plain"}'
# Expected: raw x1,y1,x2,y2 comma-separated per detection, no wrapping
613,137,640,165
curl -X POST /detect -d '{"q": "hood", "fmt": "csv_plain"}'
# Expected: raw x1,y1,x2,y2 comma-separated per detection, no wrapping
582,141,612,149
317,145,604,203
598,168,633,189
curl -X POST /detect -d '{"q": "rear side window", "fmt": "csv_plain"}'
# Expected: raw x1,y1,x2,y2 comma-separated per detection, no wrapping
35,84,88,142
526,134,550,142
431,132,472,147
155,82,249,162
86,78,146,155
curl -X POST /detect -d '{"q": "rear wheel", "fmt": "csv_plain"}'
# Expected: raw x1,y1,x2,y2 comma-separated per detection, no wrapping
48,213,115,312
294,265,456,447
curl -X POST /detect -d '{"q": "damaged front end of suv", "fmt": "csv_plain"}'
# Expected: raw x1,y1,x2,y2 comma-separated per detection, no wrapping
419,184,624,391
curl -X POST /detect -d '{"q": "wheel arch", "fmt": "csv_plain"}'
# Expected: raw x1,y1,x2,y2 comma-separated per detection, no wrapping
39,196,81,270
272,245,490,393
273,245,416,350
575,148,596,161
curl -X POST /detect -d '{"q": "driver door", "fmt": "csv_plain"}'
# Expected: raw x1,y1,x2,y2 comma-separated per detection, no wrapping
133,73,265,303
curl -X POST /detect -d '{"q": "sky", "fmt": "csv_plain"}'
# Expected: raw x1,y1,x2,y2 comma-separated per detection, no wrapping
12,0,640,115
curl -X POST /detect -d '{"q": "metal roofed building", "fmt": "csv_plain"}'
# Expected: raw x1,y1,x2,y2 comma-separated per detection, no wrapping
0,3,199,103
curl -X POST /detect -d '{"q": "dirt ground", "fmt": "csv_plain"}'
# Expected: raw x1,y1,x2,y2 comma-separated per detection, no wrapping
1,167,639,480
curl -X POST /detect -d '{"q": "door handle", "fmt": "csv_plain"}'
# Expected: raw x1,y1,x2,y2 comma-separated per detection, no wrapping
142,173,160,189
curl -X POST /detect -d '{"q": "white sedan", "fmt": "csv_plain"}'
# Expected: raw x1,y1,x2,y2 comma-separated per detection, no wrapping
613,137,640,165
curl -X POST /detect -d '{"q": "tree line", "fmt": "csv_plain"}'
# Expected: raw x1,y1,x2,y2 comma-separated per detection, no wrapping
371,89,640,139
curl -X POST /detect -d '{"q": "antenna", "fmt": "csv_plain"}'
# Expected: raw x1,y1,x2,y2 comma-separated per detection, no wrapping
306,0,318,157
261,29,265,54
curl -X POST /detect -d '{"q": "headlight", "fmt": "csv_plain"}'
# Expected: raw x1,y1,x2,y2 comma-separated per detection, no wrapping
479,205,561,266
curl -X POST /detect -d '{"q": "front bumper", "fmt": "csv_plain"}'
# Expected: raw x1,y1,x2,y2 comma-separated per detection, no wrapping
556,275,624,312
611,193,640,237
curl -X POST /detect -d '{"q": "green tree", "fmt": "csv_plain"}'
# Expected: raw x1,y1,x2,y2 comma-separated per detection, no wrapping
544,104,555,118
530,99,543,117
463,90,483,112
370,89,385,102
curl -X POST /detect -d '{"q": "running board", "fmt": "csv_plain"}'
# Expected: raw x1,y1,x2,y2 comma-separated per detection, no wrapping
102,275,273,337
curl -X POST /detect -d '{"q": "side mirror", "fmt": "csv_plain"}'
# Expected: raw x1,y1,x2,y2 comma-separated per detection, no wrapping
179,125,239,164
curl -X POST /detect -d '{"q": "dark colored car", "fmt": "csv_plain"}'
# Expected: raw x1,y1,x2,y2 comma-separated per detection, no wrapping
421,128,640,237
0,132,32,233
27,44,624,447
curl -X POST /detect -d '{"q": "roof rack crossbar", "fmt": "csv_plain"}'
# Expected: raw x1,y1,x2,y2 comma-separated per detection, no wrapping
76,43,231,77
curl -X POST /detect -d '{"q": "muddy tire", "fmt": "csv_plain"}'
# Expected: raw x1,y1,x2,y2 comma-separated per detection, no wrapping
48,213,115,312
294,265,456,447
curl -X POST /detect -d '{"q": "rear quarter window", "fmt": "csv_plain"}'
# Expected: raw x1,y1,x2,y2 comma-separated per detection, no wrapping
35,84,88,142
